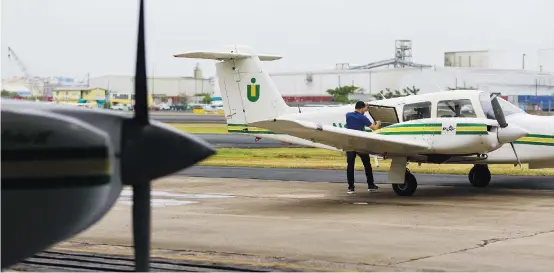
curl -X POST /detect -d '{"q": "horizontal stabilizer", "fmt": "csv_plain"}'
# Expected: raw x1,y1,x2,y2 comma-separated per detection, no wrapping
174,51,282,61
252,119,431,156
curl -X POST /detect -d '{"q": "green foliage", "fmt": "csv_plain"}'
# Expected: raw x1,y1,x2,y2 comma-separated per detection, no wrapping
372,86,420,99
326,85,359,103
447,86,477,90
196,93,212,104
176,96,188,105
1,90,19,98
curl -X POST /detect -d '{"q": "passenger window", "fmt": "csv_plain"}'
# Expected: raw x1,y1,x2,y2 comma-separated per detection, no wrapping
437,99,476,118
403,101,431,121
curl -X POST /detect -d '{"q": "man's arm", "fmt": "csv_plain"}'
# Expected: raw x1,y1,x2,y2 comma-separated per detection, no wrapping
365,117,381,131
368,123,380,131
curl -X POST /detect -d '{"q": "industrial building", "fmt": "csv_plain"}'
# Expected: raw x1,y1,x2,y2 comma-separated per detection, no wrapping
88,63,216,104
88,75,215,103
19,41,549,111
270,66,554,97
268,42,554,105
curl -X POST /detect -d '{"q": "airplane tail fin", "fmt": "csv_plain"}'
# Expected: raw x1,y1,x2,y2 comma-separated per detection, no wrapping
174,45,293,127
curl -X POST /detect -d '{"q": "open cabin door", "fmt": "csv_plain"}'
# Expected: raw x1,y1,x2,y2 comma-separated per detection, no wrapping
366,104,400,128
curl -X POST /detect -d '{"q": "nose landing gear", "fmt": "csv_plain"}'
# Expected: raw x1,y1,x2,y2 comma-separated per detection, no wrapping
468,164,491,187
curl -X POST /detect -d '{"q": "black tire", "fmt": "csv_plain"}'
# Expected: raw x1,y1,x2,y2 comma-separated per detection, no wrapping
468,165,491,187
392,170,418,196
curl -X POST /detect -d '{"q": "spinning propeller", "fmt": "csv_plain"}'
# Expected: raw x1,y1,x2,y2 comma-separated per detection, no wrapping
490,94,527,168
119,0,215,270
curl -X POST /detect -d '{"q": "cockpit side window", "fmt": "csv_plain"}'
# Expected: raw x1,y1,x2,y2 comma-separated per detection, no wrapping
437,99,477,118
403,101,431,121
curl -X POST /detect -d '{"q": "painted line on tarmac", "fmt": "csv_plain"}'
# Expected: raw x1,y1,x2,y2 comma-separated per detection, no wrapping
53,246,343,272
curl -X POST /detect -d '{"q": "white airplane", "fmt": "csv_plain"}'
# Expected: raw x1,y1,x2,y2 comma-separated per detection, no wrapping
175,45,554,196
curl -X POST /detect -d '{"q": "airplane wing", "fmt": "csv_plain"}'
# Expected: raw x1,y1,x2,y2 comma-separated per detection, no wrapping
252,119,431,156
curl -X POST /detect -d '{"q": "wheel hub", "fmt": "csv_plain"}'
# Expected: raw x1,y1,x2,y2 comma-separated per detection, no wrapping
397,183,408,190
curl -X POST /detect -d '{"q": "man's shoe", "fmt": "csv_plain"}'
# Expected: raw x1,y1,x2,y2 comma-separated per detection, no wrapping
368,184,379,192
347,188,355,194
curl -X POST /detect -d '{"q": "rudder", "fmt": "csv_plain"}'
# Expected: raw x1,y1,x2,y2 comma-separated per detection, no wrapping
175,45,293,127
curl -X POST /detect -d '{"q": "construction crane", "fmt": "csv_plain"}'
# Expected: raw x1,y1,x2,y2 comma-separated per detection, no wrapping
7,46,44,97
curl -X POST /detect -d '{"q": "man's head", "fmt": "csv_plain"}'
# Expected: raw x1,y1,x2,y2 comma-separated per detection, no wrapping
355,101,367,113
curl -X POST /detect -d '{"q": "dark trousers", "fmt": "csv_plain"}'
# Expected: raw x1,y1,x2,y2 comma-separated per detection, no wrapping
346,151,375,189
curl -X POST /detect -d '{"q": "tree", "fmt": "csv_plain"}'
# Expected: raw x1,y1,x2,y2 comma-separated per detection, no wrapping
372,86,420,99
326,85,360,103
1,90,19,98
196,93,212,104
447,86,477,90
176,95,188,105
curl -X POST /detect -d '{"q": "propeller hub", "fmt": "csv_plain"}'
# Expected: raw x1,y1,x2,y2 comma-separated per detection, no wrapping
497,123,528,144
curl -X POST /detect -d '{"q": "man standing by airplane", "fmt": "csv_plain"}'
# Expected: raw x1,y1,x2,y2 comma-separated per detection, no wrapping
345,101,381,194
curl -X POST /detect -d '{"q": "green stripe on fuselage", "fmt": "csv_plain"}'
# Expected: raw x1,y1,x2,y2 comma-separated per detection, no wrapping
527,134,554,139
228,129,276,134
514,134,554,146
514,141,554,146
455,131,488,135
384,123,442,128
378,131,442,135
456,123,487,127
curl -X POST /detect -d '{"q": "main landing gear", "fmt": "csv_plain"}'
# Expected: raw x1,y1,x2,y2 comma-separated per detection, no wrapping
387,161,492,196
392,169,418,196
468,164,491,187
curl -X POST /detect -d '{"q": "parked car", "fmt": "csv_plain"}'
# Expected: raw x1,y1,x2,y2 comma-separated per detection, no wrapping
170,103,187,111
156,103,171,111
111,103,132,111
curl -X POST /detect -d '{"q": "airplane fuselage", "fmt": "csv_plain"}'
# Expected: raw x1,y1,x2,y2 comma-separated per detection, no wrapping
230,102,554,168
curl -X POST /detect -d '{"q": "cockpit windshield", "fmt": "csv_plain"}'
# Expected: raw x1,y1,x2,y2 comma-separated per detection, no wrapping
497,96,524,116
479,92,524,120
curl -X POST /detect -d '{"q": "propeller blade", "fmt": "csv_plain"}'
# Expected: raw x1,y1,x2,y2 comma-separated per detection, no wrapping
120,1,216,272
132,182,151,271
491,96,508,128
510,142,523,169
130,0,151,271
134,0,148,125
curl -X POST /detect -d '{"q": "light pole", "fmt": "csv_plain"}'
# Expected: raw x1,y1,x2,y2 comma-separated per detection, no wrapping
522,54,526,70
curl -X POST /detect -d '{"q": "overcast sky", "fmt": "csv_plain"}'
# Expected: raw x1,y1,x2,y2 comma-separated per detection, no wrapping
2,0,553,80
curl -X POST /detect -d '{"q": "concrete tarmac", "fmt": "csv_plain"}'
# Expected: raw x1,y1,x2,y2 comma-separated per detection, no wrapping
59,167,554,272
180,166,554,190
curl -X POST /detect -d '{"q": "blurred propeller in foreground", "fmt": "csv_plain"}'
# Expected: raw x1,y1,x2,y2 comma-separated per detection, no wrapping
119,0,216,270
1,0,215,271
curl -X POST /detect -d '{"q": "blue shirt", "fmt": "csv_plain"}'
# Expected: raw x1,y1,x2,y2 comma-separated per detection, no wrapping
345,111,372,131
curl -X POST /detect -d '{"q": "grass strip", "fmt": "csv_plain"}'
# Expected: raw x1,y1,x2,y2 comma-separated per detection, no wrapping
198,148,554,176
170,123,228,134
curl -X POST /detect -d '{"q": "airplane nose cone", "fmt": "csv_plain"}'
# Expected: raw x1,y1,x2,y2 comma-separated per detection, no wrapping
497,123,529,144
